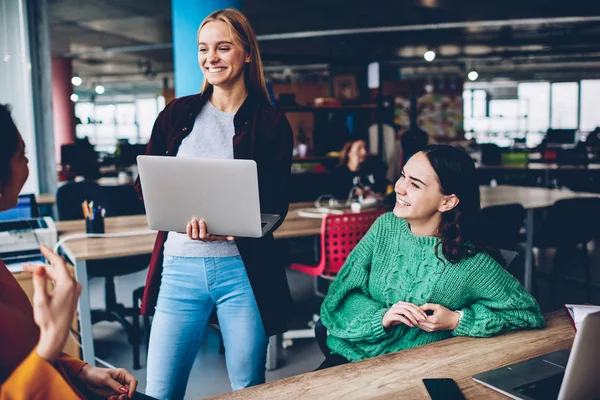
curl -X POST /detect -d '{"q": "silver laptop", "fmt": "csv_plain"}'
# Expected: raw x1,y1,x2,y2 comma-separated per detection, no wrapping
136,155,280,238
473,311,600,400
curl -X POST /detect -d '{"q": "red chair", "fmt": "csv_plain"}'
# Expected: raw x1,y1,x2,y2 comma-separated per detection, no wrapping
283,209,386,348
291,208,386,293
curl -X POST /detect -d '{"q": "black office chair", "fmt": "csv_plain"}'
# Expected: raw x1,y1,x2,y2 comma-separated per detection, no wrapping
56,181,150,369
480,204,536,291
534,198,600,305
313,250,522,357
480,143,502,166
103,185,146,216
481,204,526,252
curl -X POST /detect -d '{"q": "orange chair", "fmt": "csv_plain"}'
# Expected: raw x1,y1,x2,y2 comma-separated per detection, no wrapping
283,209,386,347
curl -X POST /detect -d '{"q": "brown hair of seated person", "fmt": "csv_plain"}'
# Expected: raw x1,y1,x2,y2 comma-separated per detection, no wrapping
339,139,368,171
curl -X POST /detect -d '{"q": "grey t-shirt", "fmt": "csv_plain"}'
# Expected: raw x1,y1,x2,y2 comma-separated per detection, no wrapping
163,100,240,258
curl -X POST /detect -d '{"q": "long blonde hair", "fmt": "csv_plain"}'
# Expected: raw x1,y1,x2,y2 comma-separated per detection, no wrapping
197,9,270,102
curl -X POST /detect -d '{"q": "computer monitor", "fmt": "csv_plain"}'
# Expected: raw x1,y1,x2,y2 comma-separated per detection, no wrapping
546,129,577,147
0,194,39,221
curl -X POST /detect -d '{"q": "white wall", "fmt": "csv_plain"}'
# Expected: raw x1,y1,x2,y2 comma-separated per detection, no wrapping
0,0,39,195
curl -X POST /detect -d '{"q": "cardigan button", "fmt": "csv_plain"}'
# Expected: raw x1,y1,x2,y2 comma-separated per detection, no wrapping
182,127,188,132
165,150,169,155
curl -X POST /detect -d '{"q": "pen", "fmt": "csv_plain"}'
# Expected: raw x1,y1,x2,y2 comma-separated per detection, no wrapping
82,200,89,219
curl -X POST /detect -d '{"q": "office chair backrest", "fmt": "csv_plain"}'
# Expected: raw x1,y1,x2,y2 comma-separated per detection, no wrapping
103,185,145,216
56,180,110,221
480,143,502,166
542,197,600,245
320,209,386,277
481,203,525,250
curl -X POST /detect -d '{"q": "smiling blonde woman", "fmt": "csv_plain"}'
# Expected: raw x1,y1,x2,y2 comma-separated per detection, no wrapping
136,9,294,399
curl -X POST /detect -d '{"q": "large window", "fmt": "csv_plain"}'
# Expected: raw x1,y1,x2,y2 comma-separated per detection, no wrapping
518,82,550,133
75,96,165,153
489,99,521,133
551,82,579,129
580,80,600,132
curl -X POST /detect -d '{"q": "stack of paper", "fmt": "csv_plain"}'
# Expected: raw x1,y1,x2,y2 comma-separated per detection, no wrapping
565,304,600,331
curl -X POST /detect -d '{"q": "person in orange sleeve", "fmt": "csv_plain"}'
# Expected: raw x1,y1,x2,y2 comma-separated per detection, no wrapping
0,103,140,400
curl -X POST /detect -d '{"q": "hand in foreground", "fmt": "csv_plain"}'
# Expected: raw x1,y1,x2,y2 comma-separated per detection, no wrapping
76,364,138,400
186,218,234,242
417,303,460,332
382,301,428,329
23,244,81,362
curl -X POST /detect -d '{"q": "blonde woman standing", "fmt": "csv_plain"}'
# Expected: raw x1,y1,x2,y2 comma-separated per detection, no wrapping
136,9,294,399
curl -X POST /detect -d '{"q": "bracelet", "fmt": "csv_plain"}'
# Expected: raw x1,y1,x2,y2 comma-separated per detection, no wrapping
456,310,464,326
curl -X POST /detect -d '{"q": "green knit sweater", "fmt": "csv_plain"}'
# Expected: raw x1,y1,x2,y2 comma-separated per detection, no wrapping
320,212,545,362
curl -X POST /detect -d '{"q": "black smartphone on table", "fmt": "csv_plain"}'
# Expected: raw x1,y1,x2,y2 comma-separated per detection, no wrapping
422,378,466,400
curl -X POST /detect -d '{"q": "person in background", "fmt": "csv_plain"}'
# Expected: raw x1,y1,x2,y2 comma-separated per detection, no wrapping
585,126,600,149
0,104,139,399
319,144,545,369
401,126,429,163
330,138,388,201
136,9,293,399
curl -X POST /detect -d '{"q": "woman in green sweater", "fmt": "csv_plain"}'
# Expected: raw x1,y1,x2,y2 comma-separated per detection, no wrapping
319,144,545,369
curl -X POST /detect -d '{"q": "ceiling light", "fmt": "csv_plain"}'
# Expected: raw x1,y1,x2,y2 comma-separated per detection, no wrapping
468,71,479,81
70,93,79,102
95,85,105,94
71,76,82,86
424,50,436,62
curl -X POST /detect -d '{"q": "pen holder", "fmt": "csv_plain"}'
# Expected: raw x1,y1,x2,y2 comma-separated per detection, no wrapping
86,217,105,234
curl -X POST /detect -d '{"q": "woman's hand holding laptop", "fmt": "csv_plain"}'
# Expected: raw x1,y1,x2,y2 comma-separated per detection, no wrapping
186,218,235,242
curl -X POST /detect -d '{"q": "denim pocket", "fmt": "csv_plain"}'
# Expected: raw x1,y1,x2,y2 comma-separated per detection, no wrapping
162,255,179,267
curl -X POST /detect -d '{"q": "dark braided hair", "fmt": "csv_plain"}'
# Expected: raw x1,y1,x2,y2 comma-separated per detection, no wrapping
422,145,484,264
0,104,20,185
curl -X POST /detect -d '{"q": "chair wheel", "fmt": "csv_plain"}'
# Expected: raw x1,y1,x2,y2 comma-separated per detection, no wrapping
282,339,293,349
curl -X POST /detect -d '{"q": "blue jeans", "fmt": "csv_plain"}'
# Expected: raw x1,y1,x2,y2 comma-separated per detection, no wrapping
145,255,269,400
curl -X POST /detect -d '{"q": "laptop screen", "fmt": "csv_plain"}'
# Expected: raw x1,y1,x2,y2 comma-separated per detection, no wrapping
0,194,38,221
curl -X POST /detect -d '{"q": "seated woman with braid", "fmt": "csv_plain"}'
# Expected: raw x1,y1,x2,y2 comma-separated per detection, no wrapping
319,144,545,369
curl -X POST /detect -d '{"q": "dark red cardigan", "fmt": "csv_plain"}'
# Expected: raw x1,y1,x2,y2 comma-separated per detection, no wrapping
135,87,294,336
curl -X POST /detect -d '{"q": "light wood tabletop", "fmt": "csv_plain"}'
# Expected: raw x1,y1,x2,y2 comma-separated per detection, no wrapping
206,311,573,400
479,185,599,209
37,193,56,206
54,203,323,261
54,186,600,261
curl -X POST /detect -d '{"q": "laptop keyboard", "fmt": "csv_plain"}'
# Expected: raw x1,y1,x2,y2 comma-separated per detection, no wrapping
512,373,564,399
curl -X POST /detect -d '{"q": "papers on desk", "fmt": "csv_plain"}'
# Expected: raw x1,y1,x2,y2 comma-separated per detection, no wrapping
5,260,44,273
297,207,345,218
565,304,600,331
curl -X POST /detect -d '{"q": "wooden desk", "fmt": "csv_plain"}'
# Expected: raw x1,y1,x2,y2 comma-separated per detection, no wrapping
54,187,598,365
207,311,573,400
37,193,56,206
54,203,323,364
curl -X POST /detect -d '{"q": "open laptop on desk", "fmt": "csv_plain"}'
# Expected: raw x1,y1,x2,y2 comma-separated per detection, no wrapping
473,311,600,400
137,156,280,238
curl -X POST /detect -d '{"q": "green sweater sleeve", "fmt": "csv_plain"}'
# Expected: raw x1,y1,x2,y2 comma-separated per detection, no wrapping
320,218,390,342
453,255,546,337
